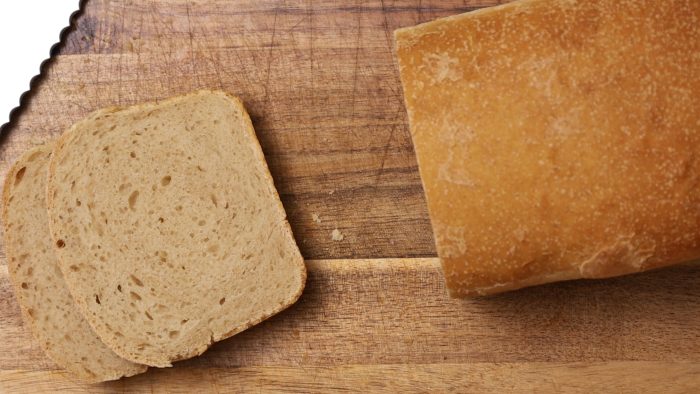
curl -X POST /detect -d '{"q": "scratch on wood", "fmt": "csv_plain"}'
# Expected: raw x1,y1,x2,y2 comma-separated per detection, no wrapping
418,0,424,23
348,0,363,144
186,2,199,88
309,0,314,121
134,5,145,98
149,0,172,94
262,3,281,115
374,108,403,187
379,0,392,48
117,3,126,105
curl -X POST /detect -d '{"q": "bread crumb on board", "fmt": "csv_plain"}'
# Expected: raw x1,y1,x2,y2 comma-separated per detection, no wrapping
311,213,322,224
331,229,344,241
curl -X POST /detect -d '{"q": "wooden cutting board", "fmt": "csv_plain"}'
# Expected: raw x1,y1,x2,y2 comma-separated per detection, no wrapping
0,1,698,392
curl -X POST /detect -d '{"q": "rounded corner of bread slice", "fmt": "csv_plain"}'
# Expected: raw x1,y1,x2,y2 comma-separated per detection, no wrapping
45,91,307,366
2,142,147,382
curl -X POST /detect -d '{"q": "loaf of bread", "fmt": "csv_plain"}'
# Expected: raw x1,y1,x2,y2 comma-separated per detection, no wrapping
46,90,306,367
2,144,147,381
395,0,700,296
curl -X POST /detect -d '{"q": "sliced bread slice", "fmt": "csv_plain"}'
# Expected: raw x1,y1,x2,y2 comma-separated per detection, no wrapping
46,90,306,367
2,143,147,382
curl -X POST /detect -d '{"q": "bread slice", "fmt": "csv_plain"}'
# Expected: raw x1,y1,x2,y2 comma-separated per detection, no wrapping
2,143,147,382
46,90,306,367
395,0,700,296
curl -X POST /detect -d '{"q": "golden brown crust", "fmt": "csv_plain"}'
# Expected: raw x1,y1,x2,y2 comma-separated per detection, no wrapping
395,0,700,296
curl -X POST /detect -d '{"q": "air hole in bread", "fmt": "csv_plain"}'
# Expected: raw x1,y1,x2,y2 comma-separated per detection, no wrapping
175,205,183,211
196,165,205,172
130,152,136,158
161,176,171,186
69,265,80,272
130,275,144,287
145,311,153,321
208,244,220,254
26,151,43,162
14,167,26,186
95,295,101,305
75,199,81,206
56,240,66,248
130,292,142,301
157,251,168,263
117,284,122,292
219,297,226,305
210,194,218,207
169,330,179,338
158,217,165,223
21,282,28,289
128,191,139,210
198,220,206,226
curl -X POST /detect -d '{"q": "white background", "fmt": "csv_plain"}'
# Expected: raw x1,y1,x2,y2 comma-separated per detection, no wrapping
0,1,79,126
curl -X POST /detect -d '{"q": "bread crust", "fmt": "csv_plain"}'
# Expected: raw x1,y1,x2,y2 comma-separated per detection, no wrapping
395,0,700,296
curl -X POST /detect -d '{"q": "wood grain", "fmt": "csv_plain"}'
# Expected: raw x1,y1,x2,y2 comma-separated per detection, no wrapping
2,362,699,393
1,0,699,392
1,259,699,391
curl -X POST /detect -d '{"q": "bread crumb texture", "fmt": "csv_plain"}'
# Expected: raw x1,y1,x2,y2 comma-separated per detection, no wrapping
2,144,146,382
45,90,306,366
395,0,700,296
